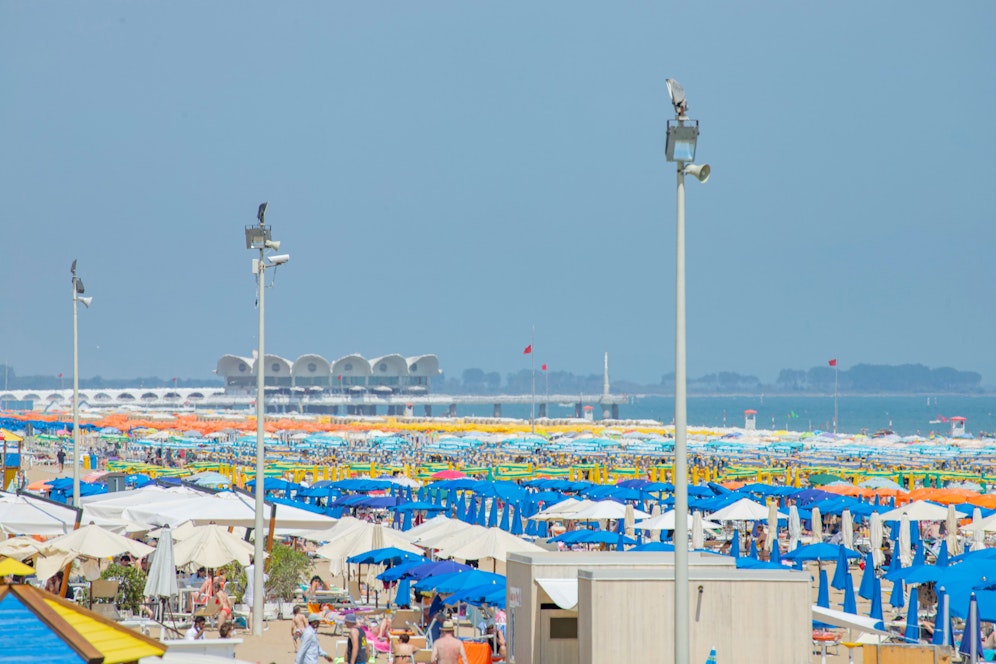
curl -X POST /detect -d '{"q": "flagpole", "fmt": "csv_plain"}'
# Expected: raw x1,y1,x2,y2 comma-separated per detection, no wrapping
833,361,838,435
530,326,536,434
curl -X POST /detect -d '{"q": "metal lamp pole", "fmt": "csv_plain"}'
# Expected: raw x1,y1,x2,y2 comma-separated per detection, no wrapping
664,78,709,664
245,202,289,636
70,261,90,508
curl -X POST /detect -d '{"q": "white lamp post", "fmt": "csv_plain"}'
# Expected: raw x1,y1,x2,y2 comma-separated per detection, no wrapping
70,260,92,508
665,78,710,664
245,202,289,636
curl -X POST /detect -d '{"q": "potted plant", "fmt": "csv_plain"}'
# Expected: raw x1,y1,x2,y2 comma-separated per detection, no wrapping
100,563,147,614
264,542,310,619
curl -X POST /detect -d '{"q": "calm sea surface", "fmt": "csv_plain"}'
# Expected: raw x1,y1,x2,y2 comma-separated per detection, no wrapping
452,394,996,437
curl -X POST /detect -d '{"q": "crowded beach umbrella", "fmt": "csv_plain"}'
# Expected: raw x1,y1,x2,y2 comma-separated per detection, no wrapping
782,542,861,564
172,524,255,568
766,500,779,553
946,505,962,556
395,560,472,582
831,544,852,591
636,510,722,532
570,500,650,521
841,567,857,614
316,523,421,576
0,536,43,561
528,498,591,521
841,510,854,551
441,527,545,564
691,510,705,550
346,547,426,566
0,556,35,577
904,585,920,642
817,568,830,610
858,551,876,599
811,506,823,543
0,492,80,537
869,574,884,622
889,572,905,609
377,560,426,583
869,512,885,568
879,500,950,522
898,513,913,566
932,585,953,647
142,524,178,604
40,523,155,561
707,497,781,522
443,582,506,608
431,469,468,480
415,523,487,552
959,593,982,660
415,569,503,594
788,506,801,552
402,516,464,543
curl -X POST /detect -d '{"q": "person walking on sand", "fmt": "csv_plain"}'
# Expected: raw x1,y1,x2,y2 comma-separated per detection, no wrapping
295,613,333,664
430,621,469,664
292,605,308,652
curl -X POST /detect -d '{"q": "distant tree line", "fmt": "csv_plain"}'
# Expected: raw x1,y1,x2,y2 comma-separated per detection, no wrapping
437,363,985,395
0,365,222,390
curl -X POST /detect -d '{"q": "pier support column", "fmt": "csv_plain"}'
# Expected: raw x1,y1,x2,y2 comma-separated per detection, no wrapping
448,404,457,417
493,404,502,418
575,403,582,418
424,405,432,417
612,404,619,419
538,403,547,418
602,405,611,420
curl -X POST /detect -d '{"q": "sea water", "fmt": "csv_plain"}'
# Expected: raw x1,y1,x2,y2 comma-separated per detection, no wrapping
451,394,996,437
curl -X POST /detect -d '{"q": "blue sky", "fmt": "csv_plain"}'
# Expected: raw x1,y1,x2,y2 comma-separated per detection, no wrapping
2,2,994,386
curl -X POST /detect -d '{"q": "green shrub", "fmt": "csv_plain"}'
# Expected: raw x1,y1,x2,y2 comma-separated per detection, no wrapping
99,563,147,612
265,542,310,602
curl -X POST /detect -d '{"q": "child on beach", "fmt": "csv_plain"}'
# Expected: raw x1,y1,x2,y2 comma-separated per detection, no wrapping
291,605,308,651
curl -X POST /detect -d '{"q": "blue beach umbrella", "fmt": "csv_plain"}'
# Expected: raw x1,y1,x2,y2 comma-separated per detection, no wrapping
831,545,851,591
475,499,487,526
931,586,952,647
629,541,675,552
510,509,523,536
858,551,876,600
499,503,510,531
817,568,830,609
959,593,981,659
401,511,413,531
869,575,884,622
394,577,412,607
730,536,740,559
889,578,905,609
904,585,920,642
842,569,857,614
936,540,950,567
455,493,467,518
770,542,781,566
887,541,901,576
748,539,759,560
488,499,499,528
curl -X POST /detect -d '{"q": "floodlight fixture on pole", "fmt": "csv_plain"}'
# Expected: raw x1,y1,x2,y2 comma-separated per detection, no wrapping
245,201,289,637
70,260,91,508
665,77,710,664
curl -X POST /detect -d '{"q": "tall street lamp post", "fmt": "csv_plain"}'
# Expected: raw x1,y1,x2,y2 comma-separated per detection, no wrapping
245,202,290,636
70,260,92,507
665,78,710,664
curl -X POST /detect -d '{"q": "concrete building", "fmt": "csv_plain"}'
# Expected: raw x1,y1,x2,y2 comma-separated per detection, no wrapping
506,551,811,664
214,352,440,395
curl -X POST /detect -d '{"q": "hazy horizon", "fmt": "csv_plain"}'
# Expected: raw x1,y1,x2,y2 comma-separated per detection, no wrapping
3,3,993,387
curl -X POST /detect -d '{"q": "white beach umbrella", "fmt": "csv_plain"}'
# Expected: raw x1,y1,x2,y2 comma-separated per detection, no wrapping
0,492,80,536
766,500,779,553
811,507,823,543
788,506,801,552
528,498,589,521
40,523,155,560
570,500,650,521
842,510,854,551
404,517,473,545
946,505,962,556
0,536,43,561
417,524,488,552
624,504,635,539
143,525,178,599
442,527,545,563
691,510,705,550
898,513,912,566
635,510,722,532
869,512,884,568
708,498,783,522
173,524,255,568
878,500,950,522
972,508,985,551
315,522,421,577
650,503,662,542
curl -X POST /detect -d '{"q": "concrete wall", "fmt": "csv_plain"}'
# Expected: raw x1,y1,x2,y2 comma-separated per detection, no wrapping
577,568,811,664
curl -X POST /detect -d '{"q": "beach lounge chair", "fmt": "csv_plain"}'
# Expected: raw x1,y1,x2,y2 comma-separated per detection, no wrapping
89,579,120,621
193,599,222,627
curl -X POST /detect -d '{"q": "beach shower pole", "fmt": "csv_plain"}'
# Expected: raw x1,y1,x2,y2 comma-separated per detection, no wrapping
665,78,709,664
246,202,289,636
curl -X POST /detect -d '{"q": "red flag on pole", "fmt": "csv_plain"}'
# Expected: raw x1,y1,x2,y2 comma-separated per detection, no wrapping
828,358,837,367
541,364,547,371
523,345,532,355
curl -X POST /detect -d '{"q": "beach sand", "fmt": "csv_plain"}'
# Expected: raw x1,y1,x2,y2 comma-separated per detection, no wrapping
23,458,881,663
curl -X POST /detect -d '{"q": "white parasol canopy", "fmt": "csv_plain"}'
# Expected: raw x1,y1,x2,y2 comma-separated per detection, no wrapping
842,510,854,551
766,500,779,553
405,518,475,547
946,505,962,556
440,527,545,563
570,500,650,521
40,523,155,560
315,523,421,577
812,507,823,543
878,500,950,522
691,510,705,550
172,524,255,568
898,513,912,566
0,492,80,536
708,498,784,522
635,510,721,531
143,525,178,599
869,512,884,568
788,505,801,552
528,498,591,521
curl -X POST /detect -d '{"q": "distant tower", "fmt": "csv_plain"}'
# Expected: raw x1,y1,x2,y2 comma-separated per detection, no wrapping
744,409,757,431
601,352,612,420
